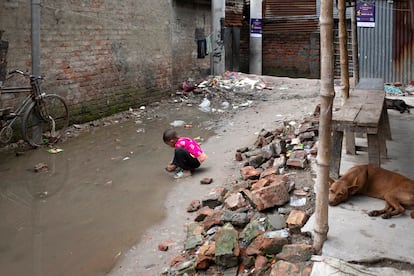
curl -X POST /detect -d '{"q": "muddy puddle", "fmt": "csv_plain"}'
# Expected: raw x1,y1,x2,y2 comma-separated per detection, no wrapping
0,103,219,276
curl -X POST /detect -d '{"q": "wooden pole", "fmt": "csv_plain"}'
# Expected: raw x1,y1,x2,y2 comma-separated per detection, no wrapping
314,0,335,253
351,1,360,85
338,0,350,102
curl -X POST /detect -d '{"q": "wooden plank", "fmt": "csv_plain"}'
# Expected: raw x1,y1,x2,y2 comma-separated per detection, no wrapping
354,90,384,127
355,109,381,127
332,103,361,123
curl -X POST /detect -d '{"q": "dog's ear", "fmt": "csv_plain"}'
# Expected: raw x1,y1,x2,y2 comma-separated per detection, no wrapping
328,177,336,186
349,176,359,194
349,184,359,195
348,167,368,195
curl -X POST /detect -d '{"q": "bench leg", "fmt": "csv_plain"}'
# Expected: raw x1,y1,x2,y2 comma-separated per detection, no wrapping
381,103,392,140
345,131,356,155
330,130,343,179
378,123,387,159
367,134,380,166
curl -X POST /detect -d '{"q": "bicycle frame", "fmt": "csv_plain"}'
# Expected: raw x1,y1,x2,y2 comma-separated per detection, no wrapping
1,88,33,127
0,70,44,129
1,70,69,146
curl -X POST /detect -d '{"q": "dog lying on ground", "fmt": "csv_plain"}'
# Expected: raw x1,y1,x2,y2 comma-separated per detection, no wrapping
329,164,414,219
385,98,414,113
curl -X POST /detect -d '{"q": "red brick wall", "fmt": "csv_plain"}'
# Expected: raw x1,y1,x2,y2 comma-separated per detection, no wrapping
0,1,211,123
238,30,320,78
263,32,320,78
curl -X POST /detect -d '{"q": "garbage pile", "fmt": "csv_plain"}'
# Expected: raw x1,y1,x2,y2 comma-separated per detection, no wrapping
176,72,272,113
384,81,414,96
161,107,321,275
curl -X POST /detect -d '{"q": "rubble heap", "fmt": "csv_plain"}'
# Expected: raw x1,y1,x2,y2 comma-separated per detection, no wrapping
161,108,321,275
176,73,273,113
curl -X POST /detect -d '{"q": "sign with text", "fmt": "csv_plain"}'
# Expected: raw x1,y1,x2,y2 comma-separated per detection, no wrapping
357,1,376,27
250,18,262,37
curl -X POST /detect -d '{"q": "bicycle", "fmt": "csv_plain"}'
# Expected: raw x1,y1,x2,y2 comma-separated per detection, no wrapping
0,70,69,147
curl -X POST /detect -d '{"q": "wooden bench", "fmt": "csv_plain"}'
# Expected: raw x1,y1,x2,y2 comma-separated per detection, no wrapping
330,78,392,178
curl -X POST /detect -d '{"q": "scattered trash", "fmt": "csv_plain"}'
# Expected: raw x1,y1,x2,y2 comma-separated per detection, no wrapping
37,191,49,199
73,124,83,129
122,157,130,161
384,84,405,96
289,195,307,207
293,189,308,196
221,101,230,109
264,229,289,238
405,82,414,93
198,97,211,112
180,80,196,92
34,162,48,172
239,100,253,107
114,252,122,259
170,120,186,127
47,148,64,154
258,217,267,231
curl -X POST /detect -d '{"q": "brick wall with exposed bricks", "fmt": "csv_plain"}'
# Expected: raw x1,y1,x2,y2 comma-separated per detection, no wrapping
0,1,211,123
263,32,320,79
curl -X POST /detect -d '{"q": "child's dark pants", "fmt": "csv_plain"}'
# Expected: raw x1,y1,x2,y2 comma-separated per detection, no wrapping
173,148,201,171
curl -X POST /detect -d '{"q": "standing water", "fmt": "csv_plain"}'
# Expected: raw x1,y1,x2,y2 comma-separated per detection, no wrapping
0,103,217,276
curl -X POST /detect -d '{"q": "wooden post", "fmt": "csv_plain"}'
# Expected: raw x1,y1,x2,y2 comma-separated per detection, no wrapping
351,1,359,85
314,0,335,253
338,0,350,102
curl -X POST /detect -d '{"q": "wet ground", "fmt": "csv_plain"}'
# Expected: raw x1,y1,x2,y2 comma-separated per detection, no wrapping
0,76,321,276
0,102,219,276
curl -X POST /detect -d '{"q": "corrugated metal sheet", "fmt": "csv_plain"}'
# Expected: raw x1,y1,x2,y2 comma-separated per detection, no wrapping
264,19,319,33
264,0,318,33
393,0,414,83
225,0,244,26
265,0,315,17
359,0,414,83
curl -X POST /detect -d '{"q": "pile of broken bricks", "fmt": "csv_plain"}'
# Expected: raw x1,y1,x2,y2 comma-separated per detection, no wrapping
161,109,321,275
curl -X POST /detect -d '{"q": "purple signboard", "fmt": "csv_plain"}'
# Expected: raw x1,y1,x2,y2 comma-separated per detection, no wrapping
250,18,262,37
356,1,376,27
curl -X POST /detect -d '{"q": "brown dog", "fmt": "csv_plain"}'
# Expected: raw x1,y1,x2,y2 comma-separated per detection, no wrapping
329,164,414,219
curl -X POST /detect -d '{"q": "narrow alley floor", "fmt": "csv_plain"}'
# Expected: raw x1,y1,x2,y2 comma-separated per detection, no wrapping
0,76,320,276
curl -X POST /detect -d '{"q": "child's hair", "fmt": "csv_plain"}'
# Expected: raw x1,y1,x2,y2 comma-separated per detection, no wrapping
163,128,178,142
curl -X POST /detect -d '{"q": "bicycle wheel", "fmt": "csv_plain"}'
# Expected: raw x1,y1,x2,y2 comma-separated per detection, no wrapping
22,94,69,147
0,125,13,144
